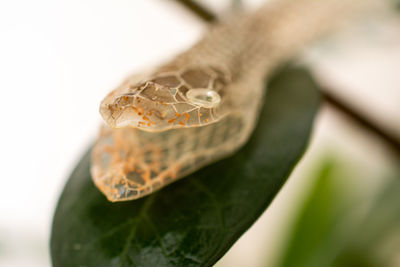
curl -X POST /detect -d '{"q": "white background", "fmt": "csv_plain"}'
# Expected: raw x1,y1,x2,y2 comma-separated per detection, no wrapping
0,0,399,266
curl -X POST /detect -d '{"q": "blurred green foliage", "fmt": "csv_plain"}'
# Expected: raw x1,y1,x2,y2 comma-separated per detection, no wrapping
276,161,400,267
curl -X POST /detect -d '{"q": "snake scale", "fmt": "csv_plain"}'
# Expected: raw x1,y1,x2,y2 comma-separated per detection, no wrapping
91,0,385,202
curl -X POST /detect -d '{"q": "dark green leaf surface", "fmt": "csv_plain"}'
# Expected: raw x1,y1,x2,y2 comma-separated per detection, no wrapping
51,67,320,267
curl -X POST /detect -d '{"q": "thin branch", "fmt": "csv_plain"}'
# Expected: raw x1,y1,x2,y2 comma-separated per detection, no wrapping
171,0,400,155
171,0,217,22
323,91,400,153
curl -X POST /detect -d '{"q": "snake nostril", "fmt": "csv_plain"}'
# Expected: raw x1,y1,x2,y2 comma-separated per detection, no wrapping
153,110,167,120
116,95,135,106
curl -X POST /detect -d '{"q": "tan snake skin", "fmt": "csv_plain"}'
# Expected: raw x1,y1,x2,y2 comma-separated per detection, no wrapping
91,0,385,202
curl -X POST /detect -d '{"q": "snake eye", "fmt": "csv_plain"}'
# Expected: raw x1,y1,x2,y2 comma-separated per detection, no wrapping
186,89,221,108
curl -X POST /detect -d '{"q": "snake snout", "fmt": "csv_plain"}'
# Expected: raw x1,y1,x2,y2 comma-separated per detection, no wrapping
100,75,223,131
100,90,178,131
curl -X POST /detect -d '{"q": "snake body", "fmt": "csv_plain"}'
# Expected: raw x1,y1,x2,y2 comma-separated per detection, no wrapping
91,0,384,202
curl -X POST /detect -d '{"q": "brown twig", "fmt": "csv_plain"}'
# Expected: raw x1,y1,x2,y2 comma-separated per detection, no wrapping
323,91,400,153
170,0,400,155
171,0,217,22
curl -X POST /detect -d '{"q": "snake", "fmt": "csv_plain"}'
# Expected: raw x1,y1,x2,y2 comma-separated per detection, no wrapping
90,0,387,202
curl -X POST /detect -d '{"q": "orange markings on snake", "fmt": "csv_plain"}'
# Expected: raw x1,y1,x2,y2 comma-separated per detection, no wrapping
184,113,190,122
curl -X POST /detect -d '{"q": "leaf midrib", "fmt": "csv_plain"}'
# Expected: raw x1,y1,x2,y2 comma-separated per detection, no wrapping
119,195,156,267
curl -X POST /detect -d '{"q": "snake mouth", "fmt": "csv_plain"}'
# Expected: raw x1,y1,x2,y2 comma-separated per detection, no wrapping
100,95,176,131
113,107,154,128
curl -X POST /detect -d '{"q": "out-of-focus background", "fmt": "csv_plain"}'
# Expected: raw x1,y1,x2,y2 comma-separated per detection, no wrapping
0,0,399,266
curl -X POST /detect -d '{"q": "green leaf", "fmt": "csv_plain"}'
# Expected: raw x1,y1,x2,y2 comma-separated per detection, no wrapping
332,175,400,267
275,160,400,267
50,66,320,267
276,162,355,267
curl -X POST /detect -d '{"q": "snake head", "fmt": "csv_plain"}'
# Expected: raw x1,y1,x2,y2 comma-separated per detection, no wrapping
100,66,230,131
